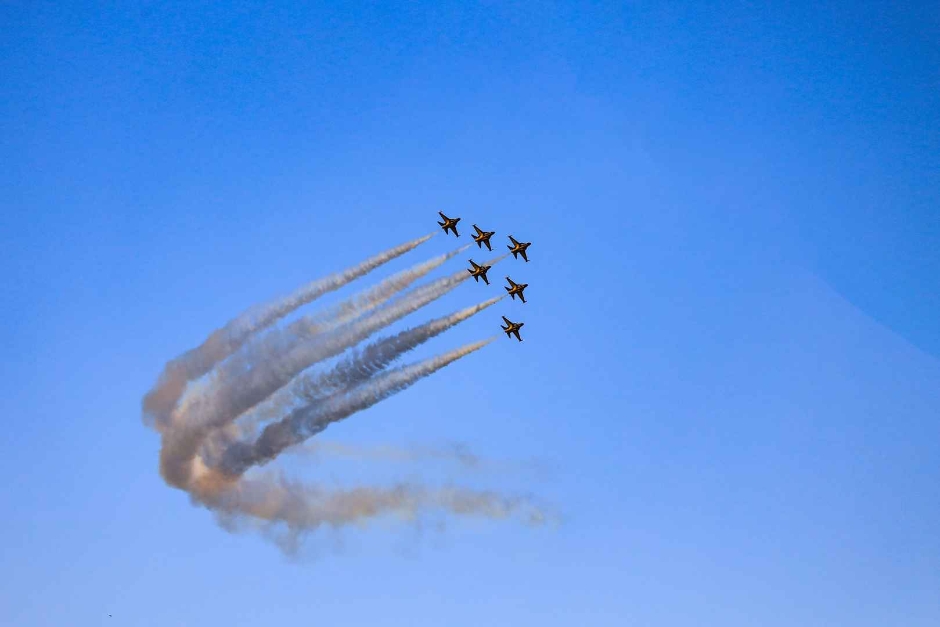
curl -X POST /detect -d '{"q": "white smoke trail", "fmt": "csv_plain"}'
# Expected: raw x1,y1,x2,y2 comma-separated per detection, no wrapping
199,296,502,467
199,243,472,410
290,244,471,332
180,255,505,436
227,295,504,443
161,258,504,491
219,339,495,475
142,233,435,431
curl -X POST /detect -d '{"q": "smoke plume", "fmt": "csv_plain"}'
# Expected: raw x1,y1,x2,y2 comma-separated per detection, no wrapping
143,231,545,551
142,233,433,430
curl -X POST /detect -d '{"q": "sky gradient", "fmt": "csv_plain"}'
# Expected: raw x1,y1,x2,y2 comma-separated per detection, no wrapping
1,2,938,625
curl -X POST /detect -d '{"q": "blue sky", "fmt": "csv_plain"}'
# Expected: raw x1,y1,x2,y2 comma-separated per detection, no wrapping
1,1,938,625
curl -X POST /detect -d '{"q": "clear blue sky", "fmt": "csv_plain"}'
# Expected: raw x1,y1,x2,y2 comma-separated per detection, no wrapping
2,2,938,625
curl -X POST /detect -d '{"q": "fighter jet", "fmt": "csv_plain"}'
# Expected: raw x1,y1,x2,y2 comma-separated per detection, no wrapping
504,276,528,303
507,235,531,262
501,316,524,341
438,211,461,237
472,224,495,251
467,259,491,285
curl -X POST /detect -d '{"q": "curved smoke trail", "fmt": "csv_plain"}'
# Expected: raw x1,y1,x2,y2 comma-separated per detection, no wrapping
160,256,505,491
143,228,545,550
142,233,434,430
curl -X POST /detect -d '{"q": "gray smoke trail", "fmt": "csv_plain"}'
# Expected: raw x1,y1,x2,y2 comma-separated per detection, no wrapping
227,295,504,443
161,260,503,490
297,296,502,403
219,339,494,476
142,232,435,430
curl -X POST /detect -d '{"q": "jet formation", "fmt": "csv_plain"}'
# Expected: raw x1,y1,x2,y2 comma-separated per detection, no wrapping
437,212,531,342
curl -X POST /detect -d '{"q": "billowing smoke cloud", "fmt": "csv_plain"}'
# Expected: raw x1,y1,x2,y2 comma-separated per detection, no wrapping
219,339,495,475
144,232,545,551
142,233,434,430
